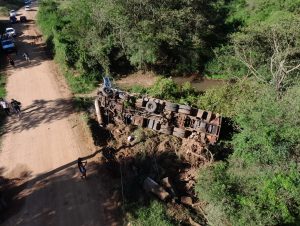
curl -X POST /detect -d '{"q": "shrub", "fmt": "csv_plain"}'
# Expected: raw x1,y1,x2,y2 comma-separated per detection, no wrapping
130,201,174,226
147,77,179,101
196,83,300,225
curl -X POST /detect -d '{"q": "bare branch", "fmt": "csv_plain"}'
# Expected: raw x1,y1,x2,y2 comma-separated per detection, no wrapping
286,63,300,74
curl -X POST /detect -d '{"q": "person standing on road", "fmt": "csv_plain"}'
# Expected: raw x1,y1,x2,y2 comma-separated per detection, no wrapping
23,52,30,63
77,158,87,179
8,57,15,67
10,99,21,117
0,98,10,116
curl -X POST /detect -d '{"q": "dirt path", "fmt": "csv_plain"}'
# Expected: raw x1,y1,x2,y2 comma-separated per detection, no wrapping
0,2,120,226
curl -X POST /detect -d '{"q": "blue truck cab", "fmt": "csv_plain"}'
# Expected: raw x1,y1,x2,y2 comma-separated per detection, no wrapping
1,39,16,53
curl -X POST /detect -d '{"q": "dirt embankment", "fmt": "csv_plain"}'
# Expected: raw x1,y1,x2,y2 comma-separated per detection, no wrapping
116,70,225,91
88,119,213,225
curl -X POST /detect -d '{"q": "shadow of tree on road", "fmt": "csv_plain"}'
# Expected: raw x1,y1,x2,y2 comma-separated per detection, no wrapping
1,98,78,135
0,157,122,226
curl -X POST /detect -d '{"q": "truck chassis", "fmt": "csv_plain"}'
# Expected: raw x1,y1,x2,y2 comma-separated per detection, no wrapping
94,79,222,146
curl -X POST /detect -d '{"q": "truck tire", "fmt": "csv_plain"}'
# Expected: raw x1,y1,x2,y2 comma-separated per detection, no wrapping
179,105,191,111
146,101,157,113
102,87,113,97
173,128,186,138
178,108,191,115
165,102,178,112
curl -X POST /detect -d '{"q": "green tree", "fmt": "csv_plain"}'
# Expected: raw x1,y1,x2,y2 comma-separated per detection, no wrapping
196,83,300,225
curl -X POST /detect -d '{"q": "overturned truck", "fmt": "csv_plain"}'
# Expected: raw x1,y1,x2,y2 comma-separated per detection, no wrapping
94,78,222,147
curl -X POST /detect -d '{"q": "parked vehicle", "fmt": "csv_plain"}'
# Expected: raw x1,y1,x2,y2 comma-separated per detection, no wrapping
1,39,16,53
5,28,16,37
25,5,30,11
20,16,27,23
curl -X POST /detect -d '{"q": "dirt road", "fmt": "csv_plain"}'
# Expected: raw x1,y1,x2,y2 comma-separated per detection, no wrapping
0,2,120,225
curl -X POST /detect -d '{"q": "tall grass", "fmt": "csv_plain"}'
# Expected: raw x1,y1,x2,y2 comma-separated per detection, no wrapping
129,201,174,226
0,74,6,98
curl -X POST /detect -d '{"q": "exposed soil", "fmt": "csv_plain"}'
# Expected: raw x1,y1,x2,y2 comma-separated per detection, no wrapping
90,119,211,225
116,71,225,91
116,70,158,89
173,75,225,91
0,2,121,226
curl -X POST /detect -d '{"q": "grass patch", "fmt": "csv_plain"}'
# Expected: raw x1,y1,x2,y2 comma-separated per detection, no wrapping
73,97,93,111
0,74,6,98
127,201,174,226
0,74,7,144
0,0,24,16
65,71,99,94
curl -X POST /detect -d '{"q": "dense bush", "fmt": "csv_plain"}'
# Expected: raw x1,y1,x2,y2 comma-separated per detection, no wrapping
206,0,300,82
196,84,300,225
129,201,174,226
146,77,200,106
38,0,229,78
0,74,6,98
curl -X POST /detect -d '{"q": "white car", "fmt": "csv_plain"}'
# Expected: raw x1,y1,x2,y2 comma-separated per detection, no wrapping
5,27,16,37
25,5,30,11
9,10,16,17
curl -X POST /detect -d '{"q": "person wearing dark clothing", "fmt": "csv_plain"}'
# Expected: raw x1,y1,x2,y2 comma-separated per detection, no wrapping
9,58,15,67
0,98,10,116
77,158,87,179
10,99,21,116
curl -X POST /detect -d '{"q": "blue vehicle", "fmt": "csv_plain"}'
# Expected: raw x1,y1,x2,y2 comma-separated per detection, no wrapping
1,39,16,53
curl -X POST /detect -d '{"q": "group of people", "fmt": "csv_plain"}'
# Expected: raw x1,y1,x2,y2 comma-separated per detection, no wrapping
0,98,21,117
7,52,30,67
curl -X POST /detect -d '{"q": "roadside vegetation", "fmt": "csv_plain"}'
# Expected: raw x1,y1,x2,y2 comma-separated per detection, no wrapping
0,74,7,140
128,201,173,226
0,0,24,16
37,0,300,225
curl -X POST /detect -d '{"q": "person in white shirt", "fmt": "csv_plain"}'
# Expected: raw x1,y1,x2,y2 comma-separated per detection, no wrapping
0,98,10,115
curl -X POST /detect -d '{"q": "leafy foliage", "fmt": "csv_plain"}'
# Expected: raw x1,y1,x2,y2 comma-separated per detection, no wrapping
196,83,300,225
0,74,6,98
146,77,200,106
206,0,300,83
38,0,229,77
130,201,174,226
0,0,24,16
